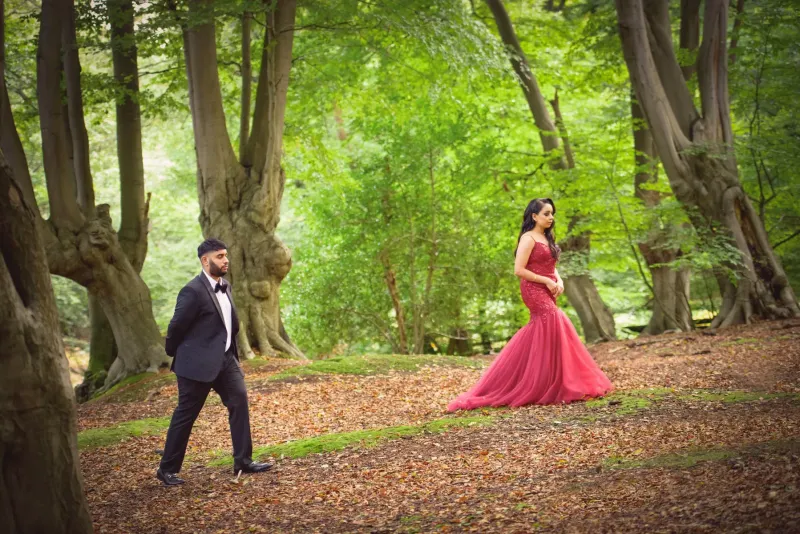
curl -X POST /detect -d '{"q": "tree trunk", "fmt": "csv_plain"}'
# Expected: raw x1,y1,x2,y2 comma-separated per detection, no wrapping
638,245,693,334
729,0,745,65
616,0,799,326
77,0,153,401
380,252,409,354
74,294,117,400
239,11,251,161
485,0,616,339
0,135,92,532
446,329,472,355
182,0,304,358
631,96,692,334
560,233,616,343
37,0,164,392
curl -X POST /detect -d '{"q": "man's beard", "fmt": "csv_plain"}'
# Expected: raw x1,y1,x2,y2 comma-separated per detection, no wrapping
209,262,227,277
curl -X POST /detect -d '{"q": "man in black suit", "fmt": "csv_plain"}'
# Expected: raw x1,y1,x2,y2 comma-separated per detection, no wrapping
157,238,271,486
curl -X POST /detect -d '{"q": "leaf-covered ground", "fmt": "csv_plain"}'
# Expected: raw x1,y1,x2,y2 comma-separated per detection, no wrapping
77,319,800,532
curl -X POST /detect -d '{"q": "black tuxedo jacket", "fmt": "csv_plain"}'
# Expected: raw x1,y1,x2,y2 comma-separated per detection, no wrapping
165,273,240,382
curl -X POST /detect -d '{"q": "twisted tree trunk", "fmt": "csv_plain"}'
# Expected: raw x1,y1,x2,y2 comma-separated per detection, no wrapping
616,0,799,326
632,97,692,334
181,0,304,358
1,0,164,398
77,0,153,400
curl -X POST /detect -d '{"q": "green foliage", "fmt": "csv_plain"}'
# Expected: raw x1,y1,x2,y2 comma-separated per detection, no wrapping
730,0,800,294
51,276,90,337
5,0,796,352
208,415,495,466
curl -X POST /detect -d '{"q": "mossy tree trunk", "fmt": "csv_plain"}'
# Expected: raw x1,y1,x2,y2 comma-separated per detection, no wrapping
616,0,799,326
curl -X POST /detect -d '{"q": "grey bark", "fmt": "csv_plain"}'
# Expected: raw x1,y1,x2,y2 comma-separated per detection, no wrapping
560,233,617,343
76,0,152,401
28,0,163,394
182,0,304,358
616,0,799,326
632,97,692,334
0,55,93,534
678,0,701,79
239,11,251,161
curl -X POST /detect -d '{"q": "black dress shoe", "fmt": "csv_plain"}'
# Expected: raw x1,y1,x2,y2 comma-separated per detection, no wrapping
157,468,185,486
233,461,273,475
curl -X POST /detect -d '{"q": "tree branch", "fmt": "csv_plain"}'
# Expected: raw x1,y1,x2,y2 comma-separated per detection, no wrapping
773,230,800,250
642,0,699,134
548,89,575,169
729,0,745,65
62,0,95,216
38,0,83,229
679,0,701,80
484,0,566,168
697,0,733,147
616,0,694,201
243,0,296,178
239,11,252,162
182,0,241,202
110,0,148,270
0,16,35,212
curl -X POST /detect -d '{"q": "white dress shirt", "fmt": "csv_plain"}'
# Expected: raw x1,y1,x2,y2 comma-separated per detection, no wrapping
203,270,232,352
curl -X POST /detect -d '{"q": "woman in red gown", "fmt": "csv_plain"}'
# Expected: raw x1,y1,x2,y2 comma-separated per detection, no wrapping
448,198,613,411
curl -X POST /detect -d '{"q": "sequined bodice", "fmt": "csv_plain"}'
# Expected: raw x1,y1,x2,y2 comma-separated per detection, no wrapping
520,241,559,321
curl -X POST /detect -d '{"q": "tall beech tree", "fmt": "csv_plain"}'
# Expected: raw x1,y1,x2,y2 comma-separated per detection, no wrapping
615,0,799,326
178,0,304,358
1,0,164,393
631,97,692,334
76,0,153,400
0,5,92,526
484,0,616,342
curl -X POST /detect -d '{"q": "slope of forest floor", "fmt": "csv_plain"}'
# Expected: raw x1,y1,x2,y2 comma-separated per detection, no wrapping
76,319,800,533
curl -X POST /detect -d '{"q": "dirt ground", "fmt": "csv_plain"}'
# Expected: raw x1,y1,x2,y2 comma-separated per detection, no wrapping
77,319,800,533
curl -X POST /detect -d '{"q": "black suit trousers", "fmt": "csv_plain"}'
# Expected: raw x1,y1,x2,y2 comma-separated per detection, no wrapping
160,349,253,473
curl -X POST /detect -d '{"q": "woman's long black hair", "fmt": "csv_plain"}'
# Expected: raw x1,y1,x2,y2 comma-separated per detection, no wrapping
515,198,561,260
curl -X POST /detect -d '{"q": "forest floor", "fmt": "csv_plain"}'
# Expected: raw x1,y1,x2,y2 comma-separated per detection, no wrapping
74,319,800,533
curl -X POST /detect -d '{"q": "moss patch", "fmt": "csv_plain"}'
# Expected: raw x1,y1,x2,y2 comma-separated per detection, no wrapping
209,415,495,467
78,417,170,450
603,439,800,470
89,372,177,403
585,388,674,415
680,390,797,403
720,337,759,346
583,388,797,418
270,354,486,381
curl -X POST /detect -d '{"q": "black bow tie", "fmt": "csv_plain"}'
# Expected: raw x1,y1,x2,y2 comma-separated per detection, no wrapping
214,282,226,293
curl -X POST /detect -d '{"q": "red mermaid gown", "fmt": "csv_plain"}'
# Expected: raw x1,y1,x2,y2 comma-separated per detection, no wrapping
448,241,613,411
